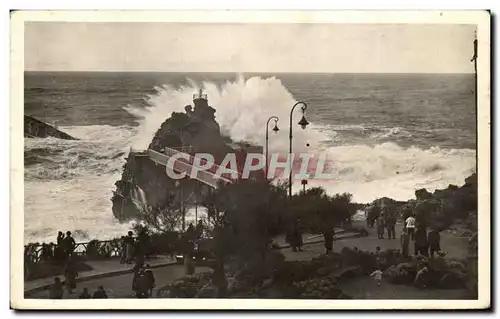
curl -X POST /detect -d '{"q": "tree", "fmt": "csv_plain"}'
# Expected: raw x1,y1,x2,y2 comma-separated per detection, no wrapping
291,187,354,233
200,178,289,296
131,187,183,233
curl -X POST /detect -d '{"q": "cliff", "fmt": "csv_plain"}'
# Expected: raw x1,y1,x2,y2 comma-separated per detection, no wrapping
112,96,262,222
367,173,478,231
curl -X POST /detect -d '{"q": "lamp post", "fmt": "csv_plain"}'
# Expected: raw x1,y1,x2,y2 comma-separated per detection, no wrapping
175,180,185,231
265,116,280,179
289,102,309,199
301,179,308,192
175,125,190,232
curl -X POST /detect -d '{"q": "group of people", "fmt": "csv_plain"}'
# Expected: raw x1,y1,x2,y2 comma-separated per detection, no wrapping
367,203,443,259
400,214,442,258
49,277,108,299
56,231,77,262
120,229,151,264
285,220,303,252
371,207,397,240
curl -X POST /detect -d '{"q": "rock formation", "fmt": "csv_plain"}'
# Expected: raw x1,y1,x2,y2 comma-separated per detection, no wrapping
111,94,263,222
366,173,477,231
24,115,77,140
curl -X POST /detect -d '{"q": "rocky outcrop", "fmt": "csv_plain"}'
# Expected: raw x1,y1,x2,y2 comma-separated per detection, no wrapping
366,173,477,231
112,96,263,222
24,115,77,140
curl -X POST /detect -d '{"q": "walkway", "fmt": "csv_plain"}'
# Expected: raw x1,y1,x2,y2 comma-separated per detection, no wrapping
24,255,176,295
25,229,360,298
25,223,471,299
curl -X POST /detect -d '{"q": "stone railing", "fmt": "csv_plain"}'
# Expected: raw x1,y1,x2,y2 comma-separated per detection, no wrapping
24,238,124,265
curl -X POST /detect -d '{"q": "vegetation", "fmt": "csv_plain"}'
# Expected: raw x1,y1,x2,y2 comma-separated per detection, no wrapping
291,187,355,233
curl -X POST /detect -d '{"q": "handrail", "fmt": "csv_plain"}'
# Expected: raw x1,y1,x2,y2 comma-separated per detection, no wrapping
147,148,237,188
165,146,242,179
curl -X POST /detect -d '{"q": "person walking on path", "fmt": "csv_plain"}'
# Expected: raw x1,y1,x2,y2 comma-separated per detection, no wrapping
405,214,416,241
428,227,441,258
385,210,397,240
414,227,429,257
124,231,135,264
64,259,78,294
400,228,410,257
63,231,76,260
134,268,150,298
55,231,65,263
286,221,303,252
119,236,127,264
376,216,385,239
144,264,155,297
322,223,335,255
370,269,383,287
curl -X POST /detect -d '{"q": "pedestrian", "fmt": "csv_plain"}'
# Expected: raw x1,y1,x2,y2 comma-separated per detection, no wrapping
322,223,335,255
55,231,65,263
286,221,302,252
63,231,76,260
370,269,383,287
414,227,429,257
144,264,155,297
92,285,108,299
48,277,64,299
119,236,126,264
64,259,78,294
405,214,416,241
184,240,195,276
294,220,303,252
400,228,410,257
376,216,385,239
124,231,135,264
78,287,91,299
385,210,396,240
134,268,150,298
428,227,441,258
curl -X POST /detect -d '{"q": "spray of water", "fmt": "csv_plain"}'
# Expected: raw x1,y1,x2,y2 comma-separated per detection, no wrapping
125,75,476,203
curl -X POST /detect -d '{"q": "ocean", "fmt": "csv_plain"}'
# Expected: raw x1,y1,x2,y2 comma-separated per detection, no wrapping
24,72,476,244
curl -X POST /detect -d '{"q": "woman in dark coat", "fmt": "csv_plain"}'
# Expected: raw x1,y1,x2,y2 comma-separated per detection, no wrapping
64,260,78,294
428,228,441,258
323,226,335,254
414,227,429,257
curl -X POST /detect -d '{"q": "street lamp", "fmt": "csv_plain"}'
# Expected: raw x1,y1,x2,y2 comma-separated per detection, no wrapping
289,102,309,199
173,124,191,232
301,179,308,192
265,116,279,179
175,180,185,232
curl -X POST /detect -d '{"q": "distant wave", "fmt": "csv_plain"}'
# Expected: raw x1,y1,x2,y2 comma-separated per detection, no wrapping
24,125,135,180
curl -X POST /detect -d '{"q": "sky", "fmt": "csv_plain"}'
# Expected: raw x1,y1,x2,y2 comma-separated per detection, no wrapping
24,22,476,73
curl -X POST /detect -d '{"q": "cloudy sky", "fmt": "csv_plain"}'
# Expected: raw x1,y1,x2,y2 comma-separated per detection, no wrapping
25,22,475,73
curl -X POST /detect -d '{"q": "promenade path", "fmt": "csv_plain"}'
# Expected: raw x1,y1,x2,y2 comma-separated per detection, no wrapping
24,255,177,294
25,229,354,299
26,223,472,299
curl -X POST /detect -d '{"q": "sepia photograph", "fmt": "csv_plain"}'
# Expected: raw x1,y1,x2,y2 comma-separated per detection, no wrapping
10,10,490,310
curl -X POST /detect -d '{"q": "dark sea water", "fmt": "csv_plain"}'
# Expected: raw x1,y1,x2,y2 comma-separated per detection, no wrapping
24,72,476,243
